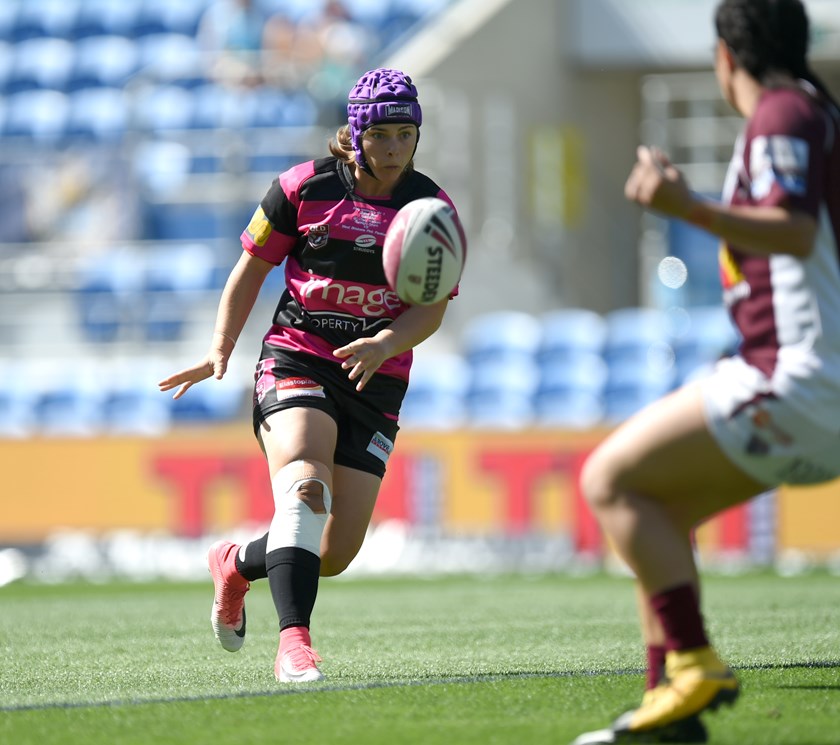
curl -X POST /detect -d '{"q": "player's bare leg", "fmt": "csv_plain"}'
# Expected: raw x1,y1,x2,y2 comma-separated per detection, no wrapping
573,384,766,742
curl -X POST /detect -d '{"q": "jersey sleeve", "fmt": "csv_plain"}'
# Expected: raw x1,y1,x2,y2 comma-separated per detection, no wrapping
745,92,825,215
240,177,299,264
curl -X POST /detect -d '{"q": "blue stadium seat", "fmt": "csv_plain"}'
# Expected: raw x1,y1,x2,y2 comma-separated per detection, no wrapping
101,358,173,436
466,356,540,429
103,387,173,436
190,154,224,174
534,353,608,428
169,377,249,424
461,310,542,367
67,35,140,91
142,203,230,241
603,360,676,424
75,248,143,343
130,85,195,132
400,353,471,430
604,307,673,369
0,360,37,438
30,361,107,437
66,88,128,141
7,38,75,93
231,87,319,130
0,43,14,95
274,89,319,127
3,90,70,143
72,0,143,39
0,4,20,44
538,308,607,367
249,153,298,175
142,243,216,341
673,305,740,383
603,307,677,422
190,82,248,129
134,0,208,37
33,387,106,437
132,140,192,196
136,33,204,87
14,0,81,41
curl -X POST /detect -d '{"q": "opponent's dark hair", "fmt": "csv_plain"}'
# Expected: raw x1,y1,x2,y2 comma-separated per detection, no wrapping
715,0,838,107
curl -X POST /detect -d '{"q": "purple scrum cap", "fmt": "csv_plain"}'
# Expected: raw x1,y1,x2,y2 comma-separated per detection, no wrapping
347,68,422,174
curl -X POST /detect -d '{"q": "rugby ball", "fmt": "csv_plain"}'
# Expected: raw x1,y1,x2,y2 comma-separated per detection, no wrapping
383,197,466,305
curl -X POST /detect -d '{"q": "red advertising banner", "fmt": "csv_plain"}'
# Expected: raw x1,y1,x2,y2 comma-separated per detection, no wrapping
1,426,838,558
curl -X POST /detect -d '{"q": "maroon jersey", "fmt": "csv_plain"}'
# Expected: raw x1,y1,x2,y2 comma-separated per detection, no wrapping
718,83,840,430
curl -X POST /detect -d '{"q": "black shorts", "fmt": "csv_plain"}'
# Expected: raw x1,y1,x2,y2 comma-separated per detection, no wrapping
252,345,407,478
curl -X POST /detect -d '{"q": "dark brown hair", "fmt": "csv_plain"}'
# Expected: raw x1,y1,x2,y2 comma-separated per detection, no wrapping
715,0,837,106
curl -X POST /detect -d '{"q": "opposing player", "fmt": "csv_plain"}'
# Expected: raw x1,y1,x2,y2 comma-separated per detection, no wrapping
158,68,463,683
573,0,840,742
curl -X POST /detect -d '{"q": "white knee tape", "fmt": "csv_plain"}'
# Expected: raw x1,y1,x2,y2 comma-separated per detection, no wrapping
266,460,333,556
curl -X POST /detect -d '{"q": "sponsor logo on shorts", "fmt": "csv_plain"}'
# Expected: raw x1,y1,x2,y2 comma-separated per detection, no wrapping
275,377,325,401
308,224,329,249
366,431,394,464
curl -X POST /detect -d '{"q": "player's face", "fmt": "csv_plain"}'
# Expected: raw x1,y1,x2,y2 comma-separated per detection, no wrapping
360,124,418,188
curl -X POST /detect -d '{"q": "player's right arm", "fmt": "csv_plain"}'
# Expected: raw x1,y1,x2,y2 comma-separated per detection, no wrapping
158,252,275,399
626,143,817,259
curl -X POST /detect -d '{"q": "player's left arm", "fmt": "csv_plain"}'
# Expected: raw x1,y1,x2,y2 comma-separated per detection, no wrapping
333,299,449,391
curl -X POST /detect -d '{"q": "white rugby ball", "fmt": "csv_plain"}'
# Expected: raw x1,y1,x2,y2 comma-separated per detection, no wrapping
383,197,466,305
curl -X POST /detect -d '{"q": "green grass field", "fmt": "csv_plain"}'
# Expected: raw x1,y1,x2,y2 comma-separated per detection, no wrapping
2,572,838,744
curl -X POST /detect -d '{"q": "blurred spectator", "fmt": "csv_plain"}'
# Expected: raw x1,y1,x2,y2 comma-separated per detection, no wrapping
309,1,375,117
262,1,373,123
260,12,312,90
197,0,267,87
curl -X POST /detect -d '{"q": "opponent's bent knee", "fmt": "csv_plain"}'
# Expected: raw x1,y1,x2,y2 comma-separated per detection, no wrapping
579,447,621,512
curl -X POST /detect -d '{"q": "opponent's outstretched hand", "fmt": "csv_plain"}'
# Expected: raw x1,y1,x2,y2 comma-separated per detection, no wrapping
625,145,694,219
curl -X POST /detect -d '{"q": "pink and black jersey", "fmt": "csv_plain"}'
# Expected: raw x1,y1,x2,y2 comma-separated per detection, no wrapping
719,83,840,430
241,156,459,382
